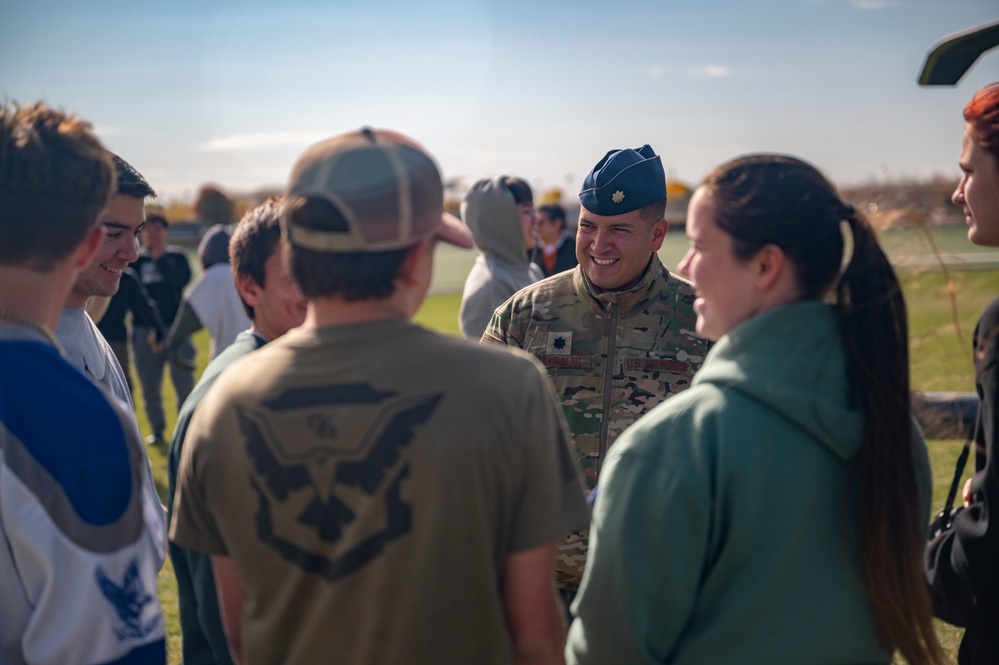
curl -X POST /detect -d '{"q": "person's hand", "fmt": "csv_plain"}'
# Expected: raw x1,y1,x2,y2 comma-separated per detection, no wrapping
962,477,976,507
147,330,164,354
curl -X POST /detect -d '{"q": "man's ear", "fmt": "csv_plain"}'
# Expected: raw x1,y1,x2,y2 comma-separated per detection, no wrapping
72,225,105,270
235,272,262,307
649,217,669,252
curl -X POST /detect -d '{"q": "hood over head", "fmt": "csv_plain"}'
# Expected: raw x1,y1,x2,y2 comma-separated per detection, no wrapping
460,176,533,267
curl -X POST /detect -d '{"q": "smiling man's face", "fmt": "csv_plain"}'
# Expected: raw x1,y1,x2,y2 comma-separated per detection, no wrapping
66,193,145,307
575,205,666,292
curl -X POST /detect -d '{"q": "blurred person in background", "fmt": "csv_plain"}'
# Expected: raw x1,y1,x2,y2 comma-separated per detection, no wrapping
458,175,542,339
131,210,194,446
532,203,578,277
166,224,250,363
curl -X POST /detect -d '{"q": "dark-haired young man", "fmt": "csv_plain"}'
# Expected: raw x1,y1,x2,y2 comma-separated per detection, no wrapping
0,101,166,663
167,197,306,665
55,153,168,571
58,154,155,408
170,129,588,665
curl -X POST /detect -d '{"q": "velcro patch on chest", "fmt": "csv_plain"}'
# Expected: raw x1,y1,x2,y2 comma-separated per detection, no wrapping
543,355,594,370
625,357,689,373
546,331,572,355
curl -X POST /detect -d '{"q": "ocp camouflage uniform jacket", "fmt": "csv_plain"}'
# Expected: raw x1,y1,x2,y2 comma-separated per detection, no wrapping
483,255,709,590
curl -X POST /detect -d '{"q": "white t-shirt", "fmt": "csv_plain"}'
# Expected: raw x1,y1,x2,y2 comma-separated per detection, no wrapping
54,307,168,570
184,263,250,360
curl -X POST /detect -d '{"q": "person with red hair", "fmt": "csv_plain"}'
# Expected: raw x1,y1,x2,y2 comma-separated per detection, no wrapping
926,81,999,665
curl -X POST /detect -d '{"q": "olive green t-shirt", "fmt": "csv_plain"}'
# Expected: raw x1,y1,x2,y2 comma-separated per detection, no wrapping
171,318,588,665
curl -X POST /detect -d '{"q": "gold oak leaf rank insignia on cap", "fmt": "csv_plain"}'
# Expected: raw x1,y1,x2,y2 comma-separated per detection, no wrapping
578,144,666,216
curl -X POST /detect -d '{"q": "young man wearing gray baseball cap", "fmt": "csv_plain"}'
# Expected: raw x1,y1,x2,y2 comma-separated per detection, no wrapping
484,144,710,617
170,128,588,665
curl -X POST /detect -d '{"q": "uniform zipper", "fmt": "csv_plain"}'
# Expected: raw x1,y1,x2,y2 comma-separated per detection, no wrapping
596,301,618,480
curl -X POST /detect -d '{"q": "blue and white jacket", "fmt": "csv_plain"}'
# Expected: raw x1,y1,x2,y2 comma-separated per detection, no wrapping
0,326,165,664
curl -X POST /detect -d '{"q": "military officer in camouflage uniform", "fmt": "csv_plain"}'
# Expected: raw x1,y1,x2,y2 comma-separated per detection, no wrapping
483,144,709,613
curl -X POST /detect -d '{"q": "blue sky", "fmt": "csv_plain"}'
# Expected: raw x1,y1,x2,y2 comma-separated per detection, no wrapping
2,0,997,202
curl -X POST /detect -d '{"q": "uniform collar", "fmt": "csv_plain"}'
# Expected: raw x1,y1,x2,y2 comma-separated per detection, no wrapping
573,254,667,317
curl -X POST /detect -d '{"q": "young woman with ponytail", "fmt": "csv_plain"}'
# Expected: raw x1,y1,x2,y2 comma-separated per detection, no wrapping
925,81,999,665
567,154,941,665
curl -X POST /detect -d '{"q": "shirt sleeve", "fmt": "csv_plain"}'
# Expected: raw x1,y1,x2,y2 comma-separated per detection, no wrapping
182,273,211,324
166,301,203,353
169,381,232,557
481,298,522,347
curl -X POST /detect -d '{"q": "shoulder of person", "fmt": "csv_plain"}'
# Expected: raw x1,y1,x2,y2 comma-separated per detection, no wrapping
507,270,578,312
484,272,577,343
432,331,554,390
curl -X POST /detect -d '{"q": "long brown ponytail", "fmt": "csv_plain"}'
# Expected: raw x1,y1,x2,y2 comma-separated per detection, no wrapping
838,208,942,664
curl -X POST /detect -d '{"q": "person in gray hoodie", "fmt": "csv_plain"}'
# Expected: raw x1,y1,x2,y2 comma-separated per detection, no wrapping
458,175,542,339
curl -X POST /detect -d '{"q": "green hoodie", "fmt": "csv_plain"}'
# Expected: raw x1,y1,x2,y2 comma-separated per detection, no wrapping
567,301,930,665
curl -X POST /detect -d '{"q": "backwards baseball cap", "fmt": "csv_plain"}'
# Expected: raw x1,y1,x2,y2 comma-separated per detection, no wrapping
579,144,666,216
284,128,473,252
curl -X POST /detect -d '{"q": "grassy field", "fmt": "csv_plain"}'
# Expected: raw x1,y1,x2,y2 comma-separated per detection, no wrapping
139,226,993,664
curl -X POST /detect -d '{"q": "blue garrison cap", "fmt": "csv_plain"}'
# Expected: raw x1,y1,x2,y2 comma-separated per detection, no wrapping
579,144,666,216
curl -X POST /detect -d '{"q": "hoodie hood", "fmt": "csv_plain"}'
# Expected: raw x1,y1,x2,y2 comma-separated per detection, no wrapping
458,176,544,339
461,176,533,267
693,301,863,461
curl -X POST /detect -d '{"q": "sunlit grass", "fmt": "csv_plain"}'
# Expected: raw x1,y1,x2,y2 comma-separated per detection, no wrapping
414,293,462,337
905,269,995,392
